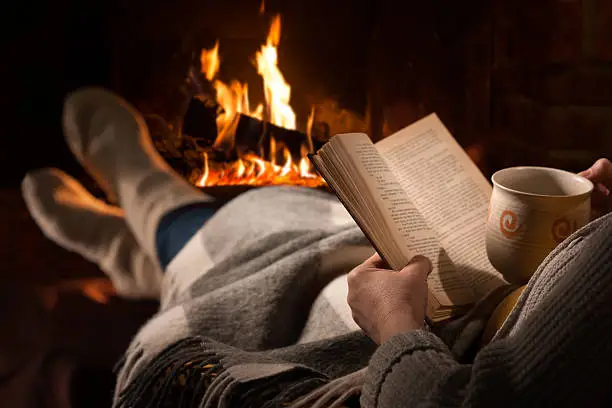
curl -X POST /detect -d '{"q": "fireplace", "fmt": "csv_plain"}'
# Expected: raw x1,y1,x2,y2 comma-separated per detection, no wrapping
181,14,328,188
104,0,609,189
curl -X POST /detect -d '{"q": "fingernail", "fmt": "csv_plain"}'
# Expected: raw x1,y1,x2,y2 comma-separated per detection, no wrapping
579,169,592,178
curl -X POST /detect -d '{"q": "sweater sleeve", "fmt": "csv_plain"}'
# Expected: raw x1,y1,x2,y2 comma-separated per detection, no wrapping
362,313,612,408
360,330,464,408
361,214,612,408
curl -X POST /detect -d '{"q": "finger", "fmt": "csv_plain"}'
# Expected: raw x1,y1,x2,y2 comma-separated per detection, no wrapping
591,182,611,216
348,253,387,285
361,252,391,270
399,255,433,278
577,169,590,178
580,158,612,188
595,181,610,196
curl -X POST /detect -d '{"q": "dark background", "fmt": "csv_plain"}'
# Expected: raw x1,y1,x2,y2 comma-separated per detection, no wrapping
3,0,112,188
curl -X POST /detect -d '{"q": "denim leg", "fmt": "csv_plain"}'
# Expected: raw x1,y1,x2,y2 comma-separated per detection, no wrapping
155,204,218,270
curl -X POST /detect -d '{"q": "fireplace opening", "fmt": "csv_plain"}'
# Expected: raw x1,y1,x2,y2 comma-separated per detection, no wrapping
180,14,327,188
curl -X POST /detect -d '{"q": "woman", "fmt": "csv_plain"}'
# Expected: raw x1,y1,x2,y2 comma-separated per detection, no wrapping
22,88,612,407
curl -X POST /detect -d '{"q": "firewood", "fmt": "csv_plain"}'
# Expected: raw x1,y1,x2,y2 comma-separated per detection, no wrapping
181,97,325,162
181,97,218,145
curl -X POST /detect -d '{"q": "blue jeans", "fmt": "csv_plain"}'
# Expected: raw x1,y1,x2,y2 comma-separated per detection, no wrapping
155,204,218,269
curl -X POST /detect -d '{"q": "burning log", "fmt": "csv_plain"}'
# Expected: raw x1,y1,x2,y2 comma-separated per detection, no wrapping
164,14,328,192
179,97,326,190
181,96,218,146
182,97,324,161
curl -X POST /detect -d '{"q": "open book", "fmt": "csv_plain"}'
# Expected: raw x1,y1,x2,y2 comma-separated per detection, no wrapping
310,114,506,322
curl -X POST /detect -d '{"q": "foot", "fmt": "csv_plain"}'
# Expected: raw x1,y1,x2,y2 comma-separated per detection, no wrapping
62,88,171,203
22,168,162,298
61,87,212,260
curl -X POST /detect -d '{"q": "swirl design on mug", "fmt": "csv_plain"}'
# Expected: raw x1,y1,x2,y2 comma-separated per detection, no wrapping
500,210,522,238
551,217,577,243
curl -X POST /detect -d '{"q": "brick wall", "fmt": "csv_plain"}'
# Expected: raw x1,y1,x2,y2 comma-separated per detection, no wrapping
368,0,611,174
489,0,612,172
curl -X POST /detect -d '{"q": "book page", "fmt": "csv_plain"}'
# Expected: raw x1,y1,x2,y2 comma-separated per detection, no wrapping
376,114,505,297
332,134,476,306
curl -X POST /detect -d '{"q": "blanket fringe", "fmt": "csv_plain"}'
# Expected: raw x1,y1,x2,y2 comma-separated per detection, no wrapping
113,336,330,408
114,337,222,408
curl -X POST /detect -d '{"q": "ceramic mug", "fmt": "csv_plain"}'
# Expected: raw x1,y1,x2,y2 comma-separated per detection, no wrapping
486,166,593,284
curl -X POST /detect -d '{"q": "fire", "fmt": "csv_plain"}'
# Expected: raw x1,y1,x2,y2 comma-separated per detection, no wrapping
198,138,320,187
196,14,324,188
197,134,320,187
255,15,295,130
200,41,220,81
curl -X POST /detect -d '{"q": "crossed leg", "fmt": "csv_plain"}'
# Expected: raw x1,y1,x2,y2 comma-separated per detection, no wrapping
22,88,217,304
22,168,162,299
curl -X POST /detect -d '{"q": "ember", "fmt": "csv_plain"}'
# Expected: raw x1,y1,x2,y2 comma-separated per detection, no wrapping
195,14,325,188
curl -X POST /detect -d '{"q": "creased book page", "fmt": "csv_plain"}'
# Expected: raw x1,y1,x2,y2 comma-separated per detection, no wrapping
376,114,505,298
335,134,475,306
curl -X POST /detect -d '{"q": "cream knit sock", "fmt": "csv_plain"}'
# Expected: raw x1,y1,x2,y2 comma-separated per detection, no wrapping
22,168,162,299
62,87,212,264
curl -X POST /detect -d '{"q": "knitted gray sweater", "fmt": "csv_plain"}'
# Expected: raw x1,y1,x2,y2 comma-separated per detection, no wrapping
362,209,612,407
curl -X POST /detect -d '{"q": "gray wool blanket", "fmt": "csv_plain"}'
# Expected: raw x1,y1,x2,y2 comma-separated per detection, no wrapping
113,186,514,408
114,186,376,407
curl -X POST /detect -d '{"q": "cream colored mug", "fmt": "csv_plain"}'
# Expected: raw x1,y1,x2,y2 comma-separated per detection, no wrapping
486,166,593,284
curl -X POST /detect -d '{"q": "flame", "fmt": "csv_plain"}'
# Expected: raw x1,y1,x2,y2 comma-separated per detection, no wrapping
306,106,315,152
197,138,323,187
201,41,220,81
280,147,292,176
197,14,324,188
255,15,296,129
212,79,264,150
299,144,316,178
197,152,209,187
41,278,117,309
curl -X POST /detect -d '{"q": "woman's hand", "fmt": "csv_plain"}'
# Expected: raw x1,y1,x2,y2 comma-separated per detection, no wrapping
579,158,612,219
347,253,432,344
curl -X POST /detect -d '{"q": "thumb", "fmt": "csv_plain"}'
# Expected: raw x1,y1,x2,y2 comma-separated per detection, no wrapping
361,252,389,270
398,255,432,279
580,158,612,186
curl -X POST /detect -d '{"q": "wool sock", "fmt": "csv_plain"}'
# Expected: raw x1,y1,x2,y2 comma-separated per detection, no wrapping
22,168,162,299
62,88,214,268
